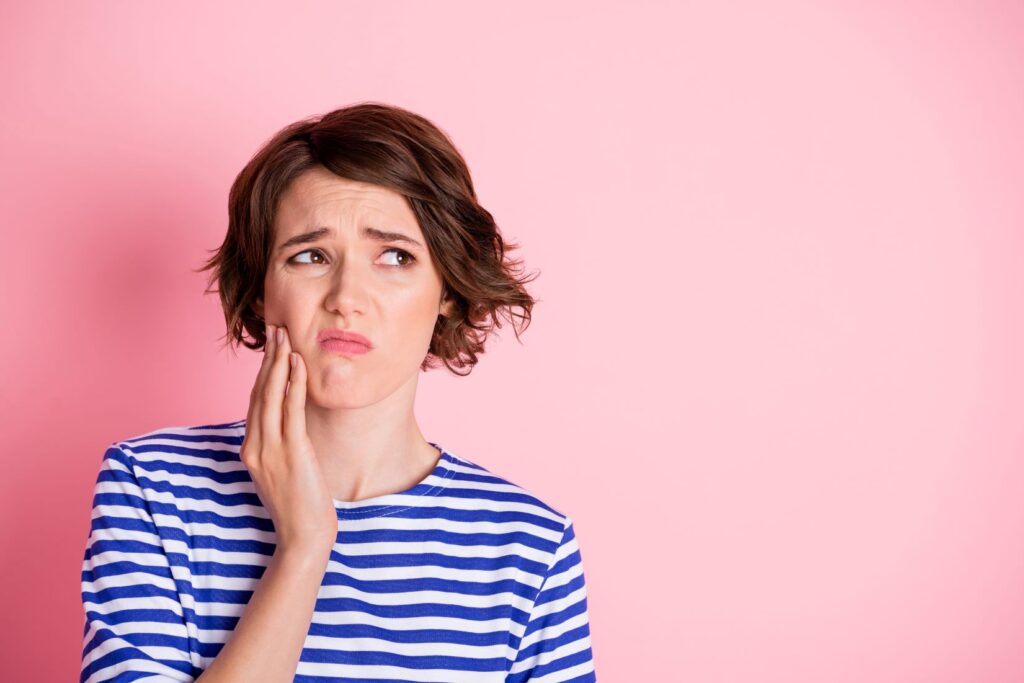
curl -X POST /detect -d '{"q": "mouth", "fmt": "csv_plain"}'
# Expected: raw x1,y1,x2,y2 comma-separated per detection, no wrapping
316,328,373,355
318,337,372,356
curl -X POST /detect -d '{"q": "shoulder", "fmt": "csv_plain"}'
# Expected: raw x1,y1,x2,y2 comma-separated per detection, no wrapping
437,447,576,543
101,418,247,496
112,418,246,447
109,418,246,462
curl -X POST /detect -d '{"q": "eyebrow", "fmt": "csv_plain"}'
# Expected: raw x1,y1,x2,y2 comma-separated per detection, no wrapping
276,226,425,252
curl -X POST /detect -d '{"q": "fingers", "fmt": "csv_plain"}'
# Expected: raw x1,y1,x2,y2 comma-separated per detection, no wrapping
283,347,308,446
244,323,277,456
260,323,292,447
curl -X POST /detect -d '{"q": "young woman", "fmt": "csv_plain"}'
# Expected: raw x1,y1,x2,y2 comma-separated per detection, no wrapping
79,102,596,682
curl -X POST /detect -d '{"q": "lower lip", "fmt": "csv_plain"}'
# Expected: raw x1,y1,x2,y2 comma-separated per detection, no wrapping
320,339,371,356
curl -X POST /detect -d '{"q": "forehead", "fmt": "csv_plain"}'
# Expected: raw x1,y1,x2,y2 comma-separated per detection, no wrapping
275,166,418,235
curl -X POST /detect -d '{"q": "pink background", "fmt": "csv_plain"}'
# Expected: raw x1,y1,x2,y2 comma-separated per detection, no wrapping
2,1,1023,681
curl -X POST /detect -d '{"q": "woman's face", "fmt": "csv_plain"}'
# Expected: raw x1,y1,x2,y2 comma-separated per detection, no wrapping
255,166,453,409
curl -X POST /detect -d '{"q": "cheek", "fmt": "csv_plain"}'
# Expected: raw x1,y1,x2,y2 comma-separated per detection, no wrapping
262,275,288,314
381,295,441,354
411,293,445,332
265,278,311,321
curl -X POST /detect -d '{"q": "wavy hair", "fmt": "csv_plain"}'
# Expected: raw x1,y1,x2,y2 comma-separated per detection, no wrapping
194,102,538,376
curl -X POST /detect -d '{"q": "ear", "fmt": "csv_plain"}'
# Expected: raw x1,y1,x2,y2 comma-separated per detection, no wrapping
439,288,455,318
253,296,265,321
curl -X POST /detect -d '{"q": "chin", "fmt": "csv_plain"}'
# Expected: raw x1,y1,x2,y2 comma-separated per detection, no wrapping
306,382,369,408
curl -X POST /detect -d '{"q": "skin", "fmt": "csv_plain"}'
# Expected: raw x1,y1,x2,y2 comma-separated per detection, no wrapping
253,165,455,504
196,166,456,681
197,320,331,682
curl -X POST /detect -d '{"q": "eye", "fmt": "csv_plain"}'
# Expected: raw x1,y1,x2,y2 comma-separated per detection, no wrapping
287,248,326,265
285,247,417,268
380,247,417,268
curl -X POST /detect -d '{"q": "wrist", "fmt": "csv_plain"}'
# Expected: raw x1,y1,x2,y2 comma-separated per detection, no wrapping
274,542,333,573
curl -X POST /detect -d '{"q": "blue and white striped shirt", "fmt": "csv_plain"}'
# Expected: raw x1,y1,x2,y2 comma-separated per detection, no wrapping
80,419,596,682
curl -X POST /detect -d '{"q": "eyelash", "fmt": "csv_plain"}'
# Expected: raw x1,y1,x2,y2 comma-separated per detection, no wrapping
287,247,418,269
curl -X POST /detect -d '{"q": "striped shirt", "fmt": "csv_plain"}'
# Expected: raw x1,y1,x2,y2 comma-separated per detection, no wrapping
80,419,596,682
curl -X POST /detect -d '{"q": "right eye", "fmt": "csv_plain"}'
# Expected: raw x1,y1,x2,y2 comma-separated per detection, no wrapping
287,249,326,265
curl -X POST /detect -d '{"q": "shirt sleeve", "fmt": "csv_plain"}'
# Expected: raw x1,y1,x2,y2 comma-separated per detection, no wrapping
506,517,597,682
80,444,196,683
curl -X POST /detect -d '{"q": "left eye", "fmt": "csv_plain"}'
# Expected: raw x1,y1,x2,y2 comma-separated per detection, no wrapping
380,248,417,267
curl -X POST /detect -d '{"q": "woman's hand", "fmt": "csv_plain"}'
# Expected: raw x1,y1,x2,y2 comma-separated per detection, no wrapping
240,323,338,557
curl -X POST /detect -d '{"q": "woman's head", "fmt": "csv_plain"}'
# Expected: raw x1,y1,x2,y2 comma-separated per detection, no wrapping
196,102,537,405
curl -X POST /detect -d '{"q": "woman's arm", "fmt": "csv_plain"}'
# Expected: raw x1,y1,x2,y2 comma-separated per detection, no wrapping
81,445,196,683
81,442,335,683
197,325,338,681
195,544,332,682
506,518,596,682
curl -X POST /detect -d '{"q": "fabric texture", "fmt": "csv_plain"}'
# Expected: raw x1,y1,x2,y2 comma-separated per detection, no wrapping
79,419,596,682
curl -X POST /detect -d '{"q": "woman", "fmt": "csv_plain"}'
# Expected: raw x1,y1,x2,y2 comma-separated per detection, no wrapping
79,102,596,682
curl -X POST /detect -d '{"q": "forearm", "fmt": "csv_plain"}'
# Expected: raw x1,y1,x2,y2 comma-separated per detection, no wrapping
196,545,332,683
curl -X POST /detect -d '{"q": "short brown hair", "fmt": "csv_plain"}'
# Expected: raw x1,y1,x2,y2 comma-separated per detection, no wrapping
194,101,538,377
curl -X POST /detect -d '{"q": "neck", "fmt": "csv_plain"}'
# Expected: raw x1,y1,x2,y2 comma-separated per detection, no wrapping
301,374,440,503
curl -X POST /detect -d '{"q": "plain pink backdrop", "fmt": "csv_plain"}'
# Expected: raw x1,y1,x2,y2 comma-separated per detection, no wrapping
2,1,1023,681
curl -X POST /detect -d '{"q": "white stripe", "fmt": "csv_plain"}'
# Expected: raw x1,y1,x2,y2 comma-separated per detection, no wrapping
302,634,508,659
132,448,249,472
85,513,163,541
535,557,585,594
82,572,178,594
83,595,185,617
522,584,588,628
315,584,536,611
516,610,591,653
508,634,593,676
291,659,494,683
192,606,518,636
84,549,179,573
334,538,553,564
200,551,539,585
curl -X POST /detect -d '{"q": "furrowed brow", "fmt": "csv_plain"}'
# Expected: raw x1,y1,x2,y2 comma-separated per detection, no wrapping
276,226,424,252
362,226,425,249
277,227,331,252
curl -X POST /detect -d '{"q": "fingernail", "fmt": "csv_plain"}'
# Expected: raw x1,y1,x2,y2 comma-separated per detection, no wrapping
277,327,284,344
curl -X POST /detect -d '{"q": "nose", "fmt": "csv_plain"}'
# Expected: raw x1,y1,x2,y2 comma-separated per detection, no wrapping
324,254,368,316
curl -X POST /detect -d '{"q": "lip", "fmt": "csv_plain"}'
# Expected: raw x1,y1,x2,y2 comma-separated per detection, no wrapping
317,329,373,356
